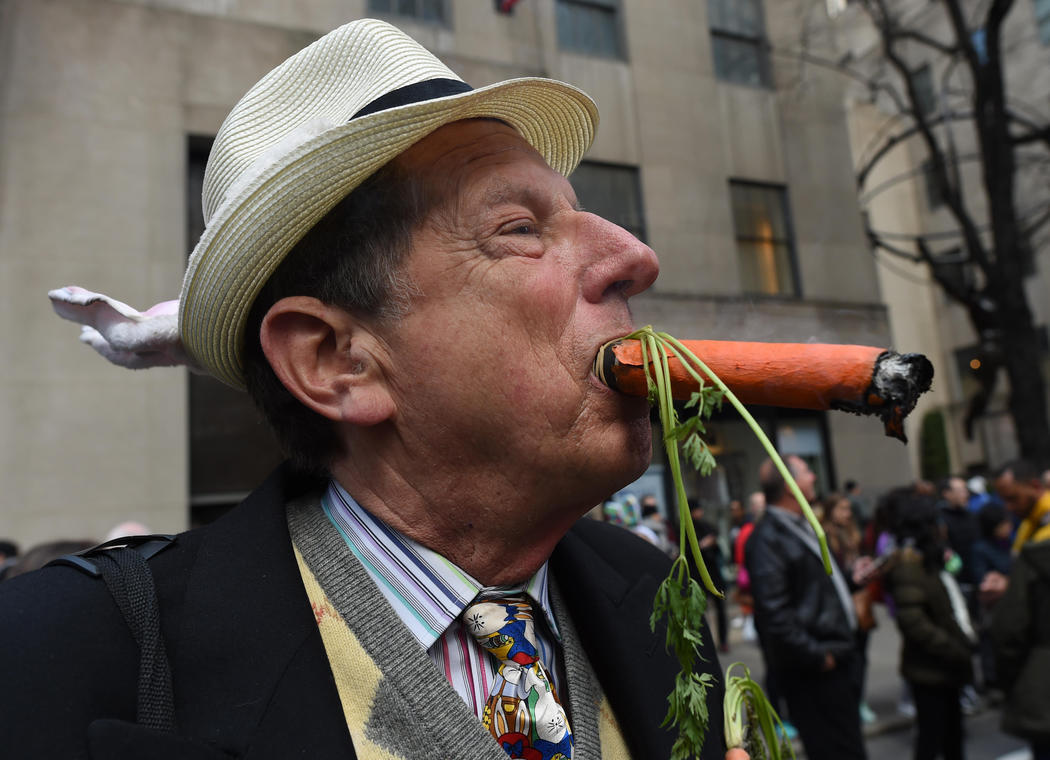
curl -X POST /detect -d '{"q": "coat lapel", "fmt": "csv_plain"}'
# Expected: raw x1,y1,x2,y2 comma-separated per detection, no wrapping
551,518,726,760
164,465,356,758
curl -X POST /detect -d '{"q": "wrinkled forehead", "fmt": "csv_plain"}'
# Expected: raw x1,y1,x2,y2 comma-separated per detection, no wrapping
393,118,572,205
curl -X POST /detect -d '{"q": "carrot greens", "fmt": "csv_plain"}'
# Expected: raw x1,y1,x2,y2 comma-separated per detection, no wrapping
624,326,830,759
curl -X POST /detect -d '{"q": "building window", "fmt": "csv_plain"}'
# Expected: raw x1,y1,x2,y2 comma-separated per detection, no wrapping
1037,0,1050,44
368,0,450,25
913,63,938,116
922,158,947,209
570,161,646,241
708,0,772,88
186,137,283,526
729,180,798,296
556,0,624,59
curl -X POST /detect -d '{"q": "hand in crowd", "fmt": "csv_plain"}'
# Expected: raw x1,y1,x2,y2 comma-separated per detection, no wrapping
979,569,1008,605
851,554,878,585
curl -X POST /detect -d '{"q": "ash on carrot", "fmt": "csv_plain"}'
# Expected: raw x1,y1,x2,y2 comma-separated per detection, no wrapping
595,338,933,442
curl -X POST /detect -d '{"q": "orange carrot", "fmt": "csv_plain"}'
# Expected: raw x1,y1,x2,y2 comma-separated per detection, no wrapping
595,338,933,441
725,748,751,760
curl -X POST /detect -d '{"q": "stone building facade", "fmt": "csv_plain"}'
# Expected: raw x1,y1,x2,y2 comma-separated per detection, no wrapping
0,0,910,544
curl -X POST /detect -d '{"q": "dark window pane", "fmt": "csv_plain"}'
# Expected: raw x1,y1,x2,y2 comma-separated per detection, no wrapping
556,0,623,58
708,0,763,37
913,64,937,116
368,0,448,25
712,34,769,87
570,161,646,242
1037,0,1050,45
186,136,284,521
422,0,445,22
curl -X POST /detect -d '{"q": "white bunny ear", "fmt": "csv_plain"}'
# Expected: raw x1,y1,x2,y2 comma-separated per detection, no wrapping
48,286,204,373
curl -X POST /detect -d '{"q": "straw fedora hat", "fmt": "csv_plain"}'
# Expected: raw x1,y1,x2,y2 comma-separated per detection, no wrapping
179,18,599,389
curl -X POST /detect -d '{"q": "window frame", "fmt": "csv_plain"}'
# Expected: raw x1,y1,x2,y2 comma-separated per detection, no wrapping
708,0,773,88
727,179,801,297
367,0,452,27
555,0,626,60
570,159,648,243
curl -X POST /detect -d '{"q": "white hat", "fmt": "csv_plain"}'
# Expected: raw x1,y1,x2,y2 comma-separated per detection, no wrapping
178,18,598,388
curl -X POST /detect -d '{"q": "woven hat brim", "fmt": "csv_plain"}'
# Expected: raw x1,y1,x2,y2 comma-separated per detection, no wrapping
179,77,597,390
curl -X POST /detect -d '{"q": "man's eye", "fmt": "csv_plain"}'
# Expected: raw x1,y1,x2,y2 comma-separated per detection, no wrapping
504,222,536,235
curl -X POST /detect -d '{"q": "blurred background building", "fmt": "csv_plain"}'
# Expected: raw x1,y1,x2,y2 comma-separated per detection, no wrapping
830,0,1050,483
4,0,976,544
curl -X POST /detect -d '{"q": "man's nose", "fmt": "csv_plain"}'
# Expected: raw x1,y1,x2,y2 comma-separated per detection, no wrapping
579,213,660,303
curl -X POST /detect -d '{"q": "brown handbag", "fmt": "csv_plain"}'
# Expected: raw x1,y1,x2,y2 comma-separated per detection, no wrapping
853,587,877,632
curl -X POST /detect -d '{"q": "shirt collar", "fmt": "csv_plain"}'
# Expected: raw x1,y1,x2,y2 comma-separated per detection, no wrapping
769,504,806,525
322,480,560,651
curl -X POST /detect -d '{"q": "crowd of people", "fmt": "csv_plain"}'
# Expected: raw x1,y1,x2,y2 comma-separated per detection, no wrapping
601,458,1050,760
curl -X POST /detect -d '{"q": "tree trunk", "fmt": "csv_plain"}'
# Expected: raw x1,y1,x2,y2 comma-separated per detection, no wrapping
1000,310,1050,464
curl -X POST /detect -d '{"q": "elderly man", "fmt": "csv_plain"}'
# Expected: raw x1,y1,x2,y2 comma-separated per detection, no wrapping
745,456,866,760
0,19,726,760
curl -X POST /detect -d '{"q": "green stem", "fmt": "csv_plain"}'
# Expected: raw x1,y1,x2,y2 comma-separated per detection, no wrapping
643,332,723,597
655,332,831,574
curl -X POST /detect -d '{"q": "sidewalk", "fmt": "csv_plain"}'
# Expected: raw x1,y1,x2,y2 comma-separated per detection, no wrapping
711,600,1024,758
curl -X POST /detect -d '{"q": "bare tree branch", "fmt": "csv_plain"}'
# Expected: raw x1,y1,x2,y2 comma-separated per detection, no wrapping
871,0,993,274
855,111,975,189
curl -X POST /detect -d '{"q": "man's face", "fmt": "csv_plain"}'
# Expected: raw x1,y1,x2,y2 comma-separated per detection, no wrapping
942,477,969,508
374,120,659,519
788,456,817,502
995,470,1041,519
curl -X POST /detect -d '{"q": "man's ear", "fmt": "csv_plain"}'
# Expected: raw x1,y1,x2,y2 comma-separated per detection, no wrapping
259,296,395,427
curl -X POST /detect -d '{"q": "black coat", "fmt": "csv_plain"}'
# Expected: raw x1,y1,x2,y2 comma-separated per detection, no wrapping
939,504,981,585
0,464,725,759
991,539,1050,742
886,550,974,688
744,509,855,672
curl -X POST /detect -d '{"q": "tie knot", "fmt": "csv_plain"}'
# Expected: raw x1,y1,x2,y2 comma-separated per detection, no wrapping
463,594,540,667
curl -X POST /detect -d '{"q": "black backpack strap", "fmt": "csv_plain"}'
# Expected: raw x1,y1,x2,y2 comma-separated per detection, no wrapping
50,535,178,732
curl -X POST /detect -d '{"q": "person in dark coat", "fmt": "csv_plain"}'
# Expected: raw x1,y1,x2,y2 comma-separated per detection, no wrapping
746,455,866,760
888,492,976,760
971,502,1013,692
937,476,981,588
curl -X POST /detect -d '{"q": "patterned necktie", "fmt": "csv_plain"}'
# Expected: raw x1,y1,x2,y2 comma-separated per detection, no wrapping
463,594,573,760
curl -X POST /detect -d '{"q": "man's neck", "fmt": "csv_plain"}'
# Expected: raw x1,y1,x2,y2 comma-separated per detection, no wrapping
772,499,802,516
329,459,589,586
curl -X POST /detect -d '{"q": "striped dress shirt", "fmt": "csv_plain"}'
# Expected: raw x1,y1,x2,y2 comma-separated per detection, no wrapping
322,481,563,719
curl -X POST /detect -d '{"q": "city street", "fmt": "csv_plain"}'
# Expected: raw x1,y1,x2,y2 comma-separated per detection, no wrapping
715,602,1031,760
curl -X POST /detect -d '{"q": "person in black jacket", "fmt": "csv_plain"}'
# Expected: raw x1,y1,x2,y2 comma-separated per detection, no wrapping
888,493,976,760
746,455,867,760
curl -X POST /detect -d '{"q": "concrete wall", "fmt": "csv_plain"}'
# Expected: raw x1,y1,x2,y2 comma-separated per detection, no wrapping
0,0,912,545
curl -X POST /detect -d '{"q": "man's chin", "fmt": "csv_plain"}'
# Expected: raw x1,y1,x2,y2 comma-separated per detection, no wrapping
608,418,654,489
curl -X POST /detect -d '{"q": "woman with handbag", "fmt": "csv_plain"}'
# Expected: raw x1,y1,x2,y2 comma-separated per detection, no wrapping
823,493,879,725
887,492,977,760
